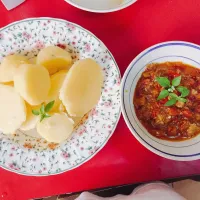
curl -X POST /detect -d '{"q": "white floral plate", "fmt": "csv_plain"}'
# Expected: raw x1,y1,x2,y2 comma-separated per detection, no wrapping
0,18,121,176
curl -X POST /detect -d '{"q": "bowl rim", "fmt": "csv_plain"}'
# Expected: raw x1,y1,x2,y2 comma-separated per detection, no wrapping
64,0,137,13
120,41,200,161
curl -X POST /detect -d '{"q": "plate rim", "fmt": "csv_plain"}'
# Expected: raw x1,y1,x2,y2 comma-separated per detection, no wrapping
121,40,200,161
0,17,121,176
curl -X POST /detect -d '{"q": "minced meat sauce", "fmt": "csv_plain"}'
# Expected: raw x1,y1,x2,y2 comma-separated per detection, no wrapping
134,62,200,141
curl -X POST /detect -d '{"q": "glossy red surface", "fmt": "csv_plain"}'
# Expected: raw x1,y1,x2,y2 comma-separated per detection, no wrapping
1,0,200,199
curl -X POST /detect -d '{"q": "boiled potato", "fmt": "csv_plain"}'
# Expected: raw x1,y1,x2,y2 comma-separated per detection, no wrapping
29,57,37,64
3,82,14,86
45,70,68,112
37,46,72,75
21,128,42,138
37,113,74,143
0,84,26,134
65,110,83,127
71,116,82,127
60,58,103,117
0,55,29,82
20,103,40,131
14,64,51,105
58,103,66,112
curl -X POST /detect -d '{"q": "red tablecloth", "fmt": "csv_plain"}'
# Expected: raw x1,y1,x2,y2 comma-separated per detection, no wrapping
1,0,200,199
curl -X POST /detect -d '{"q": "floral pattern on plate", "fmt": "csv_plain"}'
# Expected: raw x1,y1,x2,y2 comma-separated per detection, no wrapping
0,18,121,175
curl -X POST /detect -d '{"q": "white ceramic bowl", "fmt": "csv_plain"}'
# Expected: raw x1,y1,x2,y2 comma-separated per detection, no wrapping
121,41,200,161
65,0,137,13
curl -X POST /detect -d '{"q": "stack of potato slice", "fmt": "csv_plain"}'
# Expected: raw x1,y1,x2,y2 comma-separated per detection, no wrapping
0,46,103,143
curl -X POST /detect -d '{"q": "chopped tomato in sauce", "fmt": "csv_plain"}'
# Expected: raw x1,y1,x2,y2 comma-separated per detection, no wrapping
133,62,200,141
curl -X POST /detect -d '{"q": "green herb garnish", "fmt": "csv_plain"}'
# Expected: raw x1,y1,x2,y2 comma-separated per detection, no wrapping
32,100,55,122
156,76,189,106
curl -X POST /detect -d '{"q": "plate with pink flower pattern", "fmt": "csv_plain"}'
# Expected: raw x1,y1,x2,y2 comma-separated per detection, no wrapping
0,17,121,176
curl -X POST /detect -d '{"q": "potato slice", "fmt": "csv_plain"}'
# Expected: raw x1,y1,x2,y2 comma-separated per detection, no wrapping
58,103,66,112
71,116,82,127
14,64,51,105
0,84,26,134
20,103,40,131
37,113,74,143
29,57,37,64
37,46,72,75
60,58,103,117
3,82,14,86
21,128,42,138
45,70,68,112
0,55,29,82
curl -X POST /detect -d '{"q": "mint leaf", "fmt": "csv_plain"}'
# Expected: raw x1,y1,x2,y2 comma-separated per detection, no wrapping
32,110,40,115
45,100,55,112
40,104,45,114
177,97,187,103
40,114,45,122
164,98,177,106
33,103,54,122
169,93,178,99
156,77,171,88
157,90,169,100
172,76,181,87
177,86,190,97
44,113,51,118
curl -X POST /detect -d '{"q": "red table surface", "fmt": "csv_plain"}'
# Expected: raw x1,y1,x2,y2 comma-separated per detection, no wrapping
1,0,200,199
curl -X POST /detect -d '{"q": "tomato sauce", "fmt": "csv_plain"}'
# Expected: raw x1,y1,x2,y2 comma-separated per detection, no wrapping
134,62,200,141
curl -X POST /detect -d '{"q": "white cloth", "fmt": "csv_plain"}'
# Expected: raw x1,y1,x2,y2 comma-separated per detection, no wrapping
1,0,25,10
75,183,186,200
